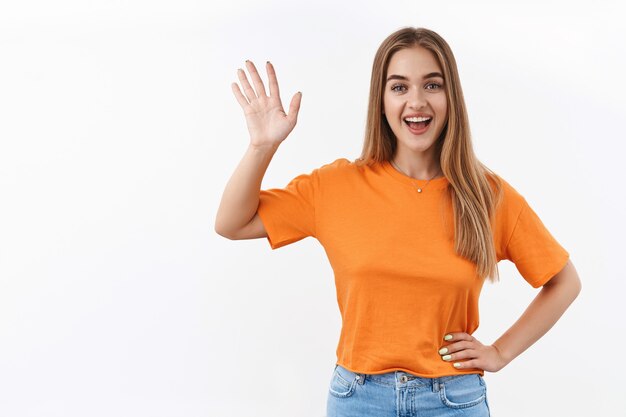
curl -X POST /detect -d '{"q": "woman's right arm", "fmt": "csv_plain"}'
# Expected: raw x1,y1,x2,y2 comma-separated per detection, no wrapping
214,60,302,240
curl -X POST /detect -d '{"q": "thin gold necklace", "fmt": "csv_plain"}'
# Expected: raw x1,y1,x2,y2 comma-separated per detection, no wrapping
390,160,442,193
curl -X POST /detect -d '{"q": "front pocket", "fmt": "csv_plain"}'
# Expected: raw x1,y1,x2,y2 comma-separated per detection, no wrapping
328,366,358,398
439,374,486,409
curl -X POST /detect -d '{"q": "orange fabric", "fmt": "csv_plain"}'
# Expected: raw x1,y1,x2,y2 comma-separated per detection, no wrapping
257,158,569,377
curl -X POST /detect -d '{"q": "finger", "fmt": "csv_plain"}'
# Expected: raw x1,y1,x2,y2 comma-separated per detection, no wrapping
266,61,280,98
439,341,474,355
443,332,473,342
237,67,257,103
245,60,268,98
441,348,476,362
452,360,480,370
231,82,250,108
286,91,302,124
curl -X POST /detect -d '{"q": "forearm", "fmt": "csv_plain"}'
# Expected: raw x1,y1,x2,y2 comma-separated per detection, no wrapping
215,143,278,237
492,261,582,366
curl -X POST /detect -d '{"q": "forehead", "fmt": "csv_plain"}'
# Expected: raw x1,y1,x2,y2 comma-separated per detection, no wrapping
386,46,442,77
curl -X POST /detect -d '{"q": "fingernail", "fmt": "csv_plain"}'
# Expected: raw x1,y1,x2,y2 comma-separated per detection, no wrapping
453,363,461,368
444,334,453,341
267,60,271,64
442,355,452,361
438,348,448,355
245,59,250,62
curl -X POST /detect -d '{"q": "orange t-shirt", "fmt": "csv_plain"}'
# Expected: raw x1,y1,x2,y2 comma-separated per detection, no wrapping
257,158,569,377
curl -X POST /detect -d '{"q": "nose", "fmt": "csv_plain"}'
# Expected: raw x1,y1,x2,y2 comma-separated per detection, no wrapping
407,86,427,109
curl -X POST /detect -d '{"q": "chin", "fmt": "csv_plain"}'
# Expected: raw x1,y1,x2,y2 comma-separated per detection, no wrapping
397,138,438,154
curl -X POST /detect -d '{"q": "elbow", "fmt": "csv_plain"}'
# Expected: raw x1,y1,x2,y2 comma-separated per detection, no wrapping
214,223,227,239
568,277,582,305
215,227,238,240
568,260,583,299
572,274,582,299
565,275,582,303
214,219,237,240
567,277,582,308
215,226,230,239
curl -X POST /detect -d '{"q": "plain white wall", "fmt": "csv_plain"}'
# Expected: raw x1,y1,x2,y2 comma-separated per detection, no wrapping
1,0,624,416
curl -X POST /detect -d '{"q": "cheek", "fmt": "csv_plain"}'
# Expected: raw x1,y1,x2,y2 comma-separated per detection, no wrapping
382,96,400,118
436,96,448,118
382,95,390,115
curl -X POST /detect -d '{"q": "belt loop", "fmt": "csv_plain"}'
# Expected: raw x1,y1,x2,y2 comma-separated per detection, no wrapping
433,378,440,392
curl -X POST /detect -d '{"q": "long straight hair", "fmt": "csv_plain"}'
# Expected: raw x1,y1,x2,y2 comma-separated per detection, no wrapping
356,27,503,282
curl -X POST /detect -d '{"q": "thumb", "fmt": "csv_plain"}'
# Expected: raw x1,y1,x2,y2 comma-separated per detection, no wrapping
286,91,302,124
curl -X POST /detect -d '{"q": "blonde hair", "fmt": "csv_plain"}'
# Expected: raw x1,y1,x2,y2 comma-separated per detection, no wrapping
356,27,503,282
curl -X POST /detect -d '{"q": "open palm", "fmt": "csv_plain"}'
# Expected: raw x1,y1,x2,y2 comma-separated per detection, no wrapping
231,60,302,149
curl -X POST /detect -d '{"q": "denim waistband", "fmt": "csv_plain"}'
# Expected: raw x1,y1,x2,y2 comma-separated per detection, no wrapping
334,363,481,389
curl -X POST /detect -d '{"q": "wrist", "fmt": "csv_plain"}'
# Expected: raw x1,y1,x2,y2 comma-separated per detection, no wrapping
491,343,513,368
248,142,280,159
249,141,279,154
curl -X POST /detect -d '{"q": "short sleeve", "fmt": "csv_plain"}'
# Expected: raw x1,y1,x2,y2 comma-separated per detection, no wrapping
256,168,319,249
503,198,570,288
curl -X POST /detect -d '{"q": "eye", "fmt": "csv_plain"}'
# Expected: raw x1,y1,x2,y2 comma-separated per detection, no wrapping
391,83,407,93
425,82,443,90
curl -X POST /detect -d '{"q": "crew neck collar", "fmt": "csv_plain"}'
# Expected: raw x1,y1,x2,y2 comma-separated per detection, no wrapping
380,160,450,190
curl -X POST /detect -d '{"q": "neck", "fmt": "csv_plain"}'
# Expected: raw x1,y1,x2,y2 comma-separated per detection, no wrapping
391,150,442,180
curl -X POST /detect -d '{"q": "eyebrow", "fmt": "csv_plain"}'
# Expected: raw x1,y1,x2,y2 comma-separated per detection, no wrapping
386,72,444,82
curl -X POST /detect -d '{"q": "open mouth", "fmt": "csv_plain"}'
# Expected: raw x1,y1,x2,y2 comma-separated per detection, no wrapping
404,116,432,131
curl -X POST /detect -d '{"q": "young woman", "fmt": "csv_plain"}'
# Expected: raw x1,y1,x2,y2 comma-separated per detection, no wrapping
215,27,581,417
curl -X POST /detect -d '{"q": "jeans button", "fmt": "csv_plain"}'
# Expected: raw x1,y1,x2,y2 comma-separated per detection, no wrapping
400,375,408,383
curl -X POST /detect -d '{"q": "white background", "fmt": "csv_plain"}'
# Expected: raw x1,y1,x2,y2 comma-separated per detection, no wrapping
1,1,625,416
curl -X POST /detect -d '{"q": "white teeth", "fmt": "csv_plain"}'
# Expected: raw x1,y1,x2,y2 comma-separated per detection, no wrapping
404,116,432,122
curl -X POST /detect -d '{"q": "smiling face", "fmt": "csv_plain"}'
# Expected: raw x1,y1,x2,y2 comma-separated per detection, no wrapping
383,45,448,163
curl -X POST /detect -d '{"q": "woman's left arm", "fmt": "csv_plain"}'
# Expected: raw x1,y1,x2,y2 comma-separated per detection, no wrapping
439,259,582,372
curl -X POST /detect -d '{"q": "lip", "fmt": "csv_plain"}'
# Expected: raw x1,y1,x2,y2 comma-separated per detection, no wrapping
403,112,433,119
405,120,431,135
403,114,433,135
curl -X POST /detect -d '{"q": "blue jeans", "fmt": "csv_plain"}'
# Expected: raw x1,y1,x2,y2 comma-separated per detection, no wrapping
326,364,491,417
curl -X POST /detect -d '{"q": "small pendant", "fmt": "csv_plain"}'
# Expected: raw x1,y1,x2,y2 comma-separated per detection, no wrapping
417,188,422,193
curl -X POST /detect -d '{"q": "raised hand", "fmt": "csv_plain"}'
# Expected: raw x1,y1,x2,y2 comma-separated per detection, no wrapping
231,60,302,150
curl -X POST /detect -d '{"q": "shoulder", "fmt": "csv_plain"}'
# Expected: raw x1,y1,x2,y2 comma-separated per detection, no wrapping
304,157,372,195
486,171,528,216
318,157,356,170
284,158,358,190
315,157,362,178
